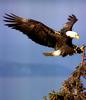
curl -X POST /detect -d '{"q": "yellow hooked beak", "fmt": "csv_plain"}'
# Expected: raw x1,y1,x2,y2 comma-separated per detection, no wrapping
75,34,80,40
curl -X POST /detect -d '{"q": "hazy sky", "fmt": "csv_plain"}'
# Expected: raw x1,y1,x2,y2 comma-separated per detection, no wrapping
0,0,86,100
0,0,86,66
0,0,86,67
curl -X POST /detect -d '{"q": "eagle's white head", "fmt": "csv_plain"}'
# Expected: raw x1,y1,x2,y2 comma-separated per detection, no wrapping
66,31,80,39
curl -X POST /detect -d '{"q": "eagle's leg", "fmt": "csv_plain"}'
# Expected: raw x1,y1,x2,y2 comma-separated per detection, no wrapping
43,50,61,56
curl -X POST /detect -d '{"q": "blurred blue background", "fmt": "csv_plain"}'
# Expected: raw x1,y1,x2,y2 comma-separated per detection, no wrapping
0,0,86,100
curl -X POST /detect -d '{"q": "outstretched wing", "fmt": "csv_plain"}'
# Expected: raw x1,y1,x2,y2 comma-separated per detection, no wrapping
60,14,78,32
3,13,58,48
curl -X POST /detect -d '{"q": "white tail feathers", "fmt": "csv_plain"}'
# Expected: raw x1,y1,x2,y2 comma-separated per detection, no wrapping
43,50,61,56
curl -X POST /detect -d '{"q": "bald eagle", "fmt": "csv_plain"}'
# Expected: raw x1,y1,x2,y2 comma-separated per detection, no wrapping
3,13,84,57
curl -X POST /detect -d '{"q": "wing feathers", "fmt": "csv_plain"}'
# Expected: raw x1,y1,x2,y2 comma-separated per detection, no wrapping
63,14,78,31
3,13,22,28
3,13,57,48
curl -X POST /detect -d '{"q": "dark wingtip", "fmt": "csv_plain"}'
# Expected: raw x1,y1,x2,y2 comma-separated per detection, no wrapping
68,14,78,21
4,23,15,28
10,13,18,17
3,13,18,24
3,13,14,22
3,13,18,20
4,13,13,17
72,14,76,17
3,19,14,22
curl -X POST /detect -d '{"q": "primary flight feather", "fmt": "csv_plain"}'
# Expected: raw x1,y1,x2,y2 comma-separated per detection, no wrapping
3,13,84,57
